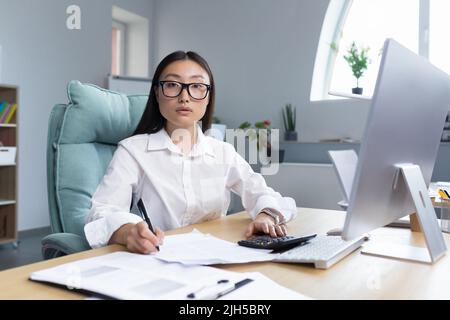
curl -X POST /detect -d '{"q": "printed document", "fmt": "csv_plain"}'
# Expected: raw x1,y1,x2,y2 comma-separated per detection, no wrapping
30,251,310,300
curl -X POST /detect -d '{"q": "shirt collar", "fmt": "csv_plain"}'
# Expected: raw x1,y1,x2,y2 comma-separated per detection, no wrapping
147,125,216,158
146,128,173,151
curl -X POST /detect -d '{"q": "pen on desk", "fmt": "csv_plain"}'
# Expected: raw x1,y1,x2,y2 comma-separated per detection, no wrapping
137,199,160,251
444,189,450,199
439,189,450,201
187,278,254,300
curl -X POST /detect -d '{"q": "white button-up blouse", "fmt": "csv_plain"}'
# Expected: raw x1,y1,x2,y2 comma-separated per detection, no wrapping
84,127,297,248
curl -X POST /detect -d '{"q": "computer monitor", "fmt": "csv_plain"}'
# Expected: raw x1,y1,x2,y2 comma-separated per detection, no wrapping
341,39,450,263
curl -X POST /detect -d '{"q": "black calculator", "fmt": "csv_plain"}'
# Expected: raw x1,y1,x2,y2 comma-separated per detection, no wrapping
238,234,317,251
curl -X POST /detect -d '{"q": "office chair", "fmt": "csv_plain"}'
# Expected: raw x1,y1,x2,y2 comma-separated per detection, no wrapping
41,80,147,259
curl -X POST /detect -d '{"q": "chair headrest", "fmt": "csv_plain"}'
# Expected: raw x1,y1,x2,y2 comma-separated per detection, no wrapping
59,80,148,145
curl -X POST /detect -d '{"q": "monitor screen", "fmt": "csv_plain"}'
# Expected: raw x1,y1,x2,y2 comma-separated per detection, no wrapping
342,39,450,240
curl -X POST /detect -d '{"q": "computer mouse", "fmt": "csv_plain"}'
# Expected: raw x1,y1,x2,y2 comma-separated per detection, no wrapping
326,227,343,236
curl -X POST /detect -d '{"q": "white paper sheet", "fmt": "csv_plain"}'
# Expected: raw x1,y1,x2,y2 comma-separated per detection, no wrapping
217,272,311,300
154,230,275,265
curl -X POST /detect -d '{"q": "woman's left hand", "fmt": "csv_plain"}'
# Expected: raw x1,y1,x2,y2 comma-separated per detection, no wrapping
245,212,287,238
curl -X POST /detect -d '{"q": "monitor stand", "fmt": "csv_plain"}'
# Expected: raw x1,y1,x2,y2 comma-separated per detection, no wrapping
361,163,447,264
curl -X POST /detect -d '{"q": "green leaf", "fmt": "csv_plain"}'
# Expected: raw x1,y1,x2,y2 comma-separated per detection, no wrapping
330,42,338,51
282,111,288,131
239,121,251,129
282,103,296,131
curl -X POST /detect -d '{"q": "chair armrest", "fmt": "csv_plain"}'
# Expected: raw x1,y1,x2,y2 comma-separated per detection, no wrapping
41,233,91,260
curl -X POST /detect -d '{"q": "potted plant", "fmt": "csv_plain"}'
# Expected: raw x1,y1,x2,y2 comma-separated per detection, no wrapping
282,103,297,141
343,42,370,95
238,120,285,163
238,120,271,149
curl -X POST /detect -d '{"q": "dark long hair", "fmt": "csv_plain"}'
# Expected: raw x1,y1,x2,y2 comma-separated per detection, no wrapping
133,51,215,135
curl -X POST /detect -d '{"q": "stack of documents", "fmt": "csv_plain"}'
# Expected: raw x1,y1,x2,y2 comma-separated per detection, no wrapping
30,251,310,300
155,230,274,265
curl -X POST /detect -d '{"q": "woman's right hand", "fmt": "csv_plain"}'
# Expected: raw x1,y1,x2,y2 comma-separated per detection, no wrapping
110,222,164,254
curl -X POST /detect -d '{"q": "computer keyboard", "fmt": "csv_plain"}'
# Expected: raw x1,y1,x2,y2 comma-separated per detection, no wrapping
273,235,367,269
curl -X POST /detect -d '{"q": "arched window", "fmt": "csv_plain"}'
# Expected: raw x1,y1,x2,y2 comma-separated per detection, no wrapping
311,0,440,101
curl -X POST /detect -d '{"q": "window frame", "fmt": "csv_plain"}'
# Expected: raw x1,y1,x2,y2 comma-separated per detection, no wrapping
112,19,127,76
312,0,431,101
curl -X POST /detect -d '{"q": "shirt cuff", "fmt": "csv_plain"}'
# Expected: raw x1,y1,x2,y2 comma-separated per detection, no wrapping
277,197,297,222
248,195,297,222
260,208,286,225
84,212,143,248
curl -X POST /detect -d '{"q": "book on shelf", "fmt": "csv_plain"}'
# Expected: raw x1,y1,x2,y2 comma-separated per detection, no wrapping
4,103,16,123
0,102,16,124
0,103,10,123
0,102,11,123
0,102,7,117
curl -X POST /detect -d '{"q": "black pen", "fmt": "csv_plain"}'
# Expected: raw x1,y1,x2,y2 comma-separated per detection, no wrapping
137,199,160,251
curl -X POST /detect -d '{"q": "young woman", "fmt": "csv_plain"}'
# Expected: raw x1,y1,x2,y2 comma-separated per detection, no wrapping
84,51,297,254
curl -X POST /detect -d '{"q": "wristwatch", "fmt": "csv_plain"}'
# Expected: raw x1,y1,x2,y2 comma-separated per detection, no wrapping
259,208,286,225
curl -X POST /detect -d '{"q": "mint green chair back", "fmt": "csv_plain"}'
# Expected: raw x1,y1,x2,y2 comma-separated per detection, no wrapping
42,80,147,259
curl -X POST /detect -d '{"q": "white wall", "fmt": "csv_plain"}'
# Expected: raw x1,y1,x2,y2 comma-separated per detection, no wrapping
264,163,343,211
0,0,154,230
152,0,370,142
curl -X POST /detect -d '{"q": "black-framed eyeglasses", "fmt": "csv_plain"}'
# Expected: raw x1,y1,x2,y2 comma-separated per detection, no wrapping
158,81,212,100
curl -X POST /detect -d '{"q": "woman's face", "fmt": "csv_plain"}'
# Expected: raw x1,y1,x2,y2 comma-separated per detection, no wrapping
156,59,211,132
